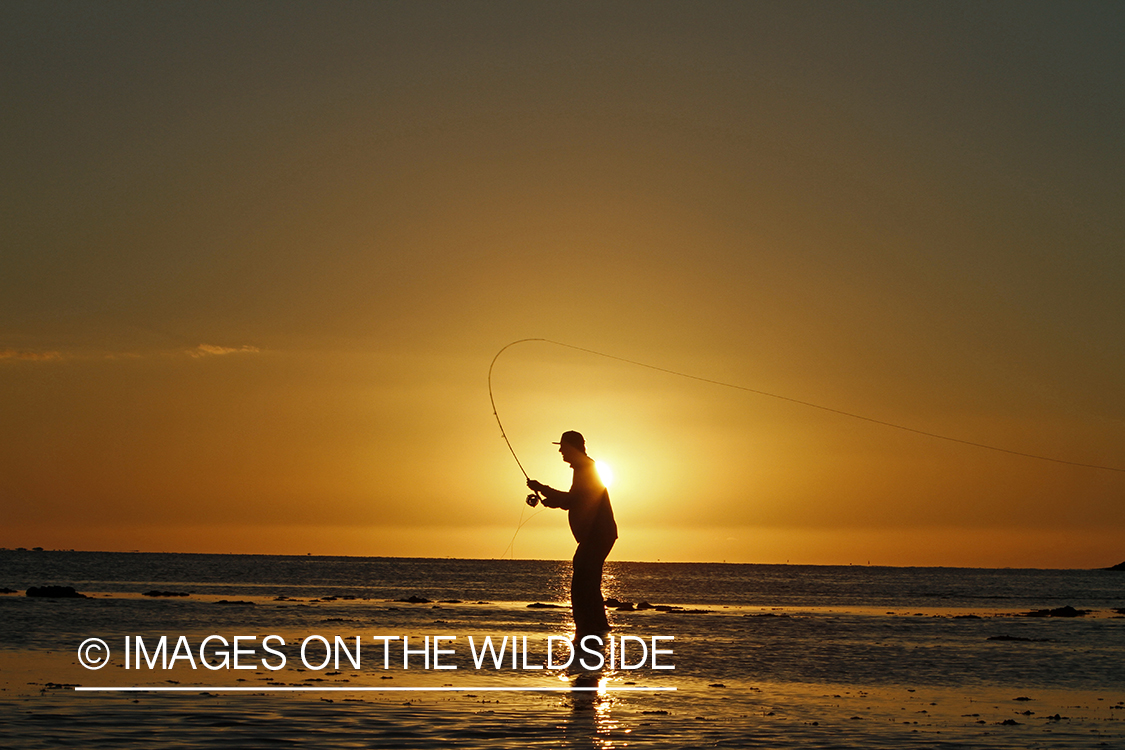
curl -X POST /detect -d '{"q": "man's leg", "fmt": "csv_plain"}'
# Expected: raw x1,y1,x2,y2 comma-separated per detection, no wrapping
571,535,615,636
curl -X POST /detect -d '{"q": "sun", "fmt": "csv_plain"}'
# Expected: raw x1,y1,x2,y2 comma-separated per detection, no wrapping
595,460,614,488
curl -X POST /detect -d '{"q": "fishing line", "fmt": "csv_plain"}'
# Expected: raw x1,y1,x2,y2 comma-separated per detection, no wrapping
499,506,547,560
489,337,1125,478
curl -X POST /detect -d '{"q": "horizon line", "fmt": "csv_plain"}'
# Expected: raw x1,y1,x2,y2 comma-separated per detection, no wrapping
2,547,1117,571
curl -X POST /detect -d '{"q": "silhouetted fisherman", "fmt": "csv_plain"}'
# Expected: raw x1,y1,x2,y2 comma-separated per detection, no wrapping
527,430,618,638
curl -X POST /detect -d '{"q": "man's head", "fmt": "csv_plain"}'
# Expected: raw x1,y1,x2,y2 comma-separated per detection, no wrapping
553,430,586,464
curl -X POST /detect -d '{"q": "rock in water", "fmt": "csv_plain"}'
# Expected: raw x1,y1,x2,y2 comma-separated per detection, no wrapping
1023,605,1088,617
26,585,86,598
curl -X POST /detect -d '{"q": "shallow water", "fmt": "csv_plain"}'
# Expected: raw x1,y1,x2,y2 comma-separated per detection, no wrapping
5,680,1125,749
2,551,1124,748
4,551,1124,609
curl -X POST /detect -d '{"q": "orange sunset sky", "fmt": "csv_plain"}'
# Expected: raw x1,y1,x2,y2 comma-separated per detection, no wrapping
2,2,1123,568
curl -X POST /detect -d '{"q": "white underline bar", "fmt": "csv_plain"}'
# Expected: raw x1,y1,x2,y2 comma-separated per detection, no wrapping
75,686,675,693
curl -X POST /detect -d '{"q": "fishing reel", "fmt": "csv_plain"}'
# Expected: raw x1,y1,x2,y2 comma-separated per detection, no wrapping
525,492,541,507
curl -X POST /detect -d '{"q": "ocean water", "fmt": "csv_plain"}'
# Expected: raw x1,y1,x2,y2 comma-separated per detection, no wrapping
2,551,1124,748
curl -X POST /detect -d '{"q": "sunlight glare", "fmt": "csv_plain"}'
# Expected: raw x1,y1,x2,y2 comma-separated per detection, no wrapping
595,460,614,488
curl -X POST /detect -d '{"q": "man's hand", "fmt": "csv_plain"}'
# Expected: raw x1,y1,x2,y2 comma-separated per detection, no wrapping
527,479,547,494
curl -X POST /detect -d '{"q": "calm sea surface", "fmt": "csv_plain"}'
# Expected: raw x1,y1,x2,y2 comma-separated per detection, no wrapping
2,551,1124,748
4,550,1123,607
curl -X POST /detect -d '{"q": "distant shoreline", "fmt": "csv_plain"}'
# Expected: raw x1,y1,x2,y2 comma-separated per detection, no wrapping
1,547,1121,572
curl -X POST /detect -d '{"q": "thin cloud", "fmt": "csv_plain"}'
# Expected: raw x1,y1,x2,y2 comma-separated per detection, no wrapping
0,349,63,361
190,344,261,358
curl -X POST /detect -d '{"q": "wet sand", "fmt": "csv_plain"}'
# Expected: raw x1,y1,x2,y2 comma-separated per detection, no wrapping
4,562,1124,748
3,647,1123,748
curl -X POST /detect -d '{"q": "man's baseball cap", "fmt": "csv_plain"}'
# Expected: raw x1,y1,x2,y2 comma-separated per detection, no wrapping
552,431,586,451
